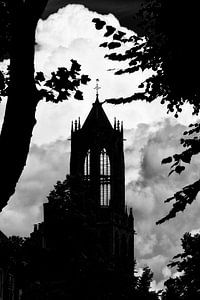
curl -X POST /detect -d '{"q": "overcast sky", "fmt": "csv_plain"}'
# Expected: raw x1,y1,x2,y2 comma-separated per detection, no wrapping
0,1,200,291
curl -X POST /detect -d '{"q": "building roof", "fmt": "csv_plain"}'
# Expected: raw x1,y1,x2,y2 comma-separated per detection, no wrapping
81,97,113,133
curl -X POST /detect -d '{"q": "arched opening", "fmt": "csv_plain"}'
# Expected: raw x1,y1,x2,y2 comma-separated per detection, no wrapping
84,149,90,182
100,148,111,206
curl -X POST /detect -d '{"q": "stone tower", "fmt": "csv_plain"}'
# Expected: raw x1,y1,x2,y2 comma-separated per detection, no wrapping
70,86,134,274
28,84,134,299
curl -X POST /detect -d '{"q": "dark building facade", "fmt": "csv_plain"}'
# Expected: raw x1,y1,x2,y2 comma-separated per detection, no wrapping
70,93,134,265
24,91,134,299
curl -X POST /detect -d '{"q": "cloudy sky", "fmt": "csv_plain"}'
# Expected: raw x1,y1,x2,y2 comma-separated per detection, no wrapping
0,1,200,290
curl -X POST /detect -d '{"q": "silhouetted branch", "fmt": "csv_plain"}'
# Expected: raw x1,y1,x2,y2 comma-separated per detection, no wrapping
156,180,200,225
93,4,200,224
92,0,200,116
36,60,90,103
163,232,200,299
155,122,200,223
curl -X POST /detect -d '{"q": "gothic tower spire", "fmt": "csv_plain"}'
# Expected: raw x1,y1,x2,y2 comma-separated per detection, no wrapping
69,83,134,278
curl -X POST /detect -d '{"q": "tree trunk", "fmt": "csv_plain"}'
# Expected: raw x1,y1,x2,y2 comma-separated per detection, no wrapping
0,0,48,211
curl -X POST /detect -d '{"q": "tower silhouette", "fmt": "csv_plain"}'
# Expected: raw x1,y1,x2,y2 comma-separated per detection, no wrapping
70,87,134,262
27,84,134,299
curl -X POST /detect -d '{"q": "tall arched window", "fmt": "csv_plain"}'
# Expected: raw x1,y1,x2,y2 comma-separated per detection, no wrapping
84,149,90,182
100,148,111,206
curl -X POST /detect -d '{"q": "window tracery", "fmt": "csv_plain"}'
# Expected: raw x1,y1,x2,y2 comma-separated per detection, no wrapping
100,148,111,206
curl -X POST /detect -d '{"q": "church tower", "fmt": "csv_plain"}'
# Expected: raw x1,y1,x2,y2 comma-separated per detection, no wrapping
70,80,134,269
28,81,134,299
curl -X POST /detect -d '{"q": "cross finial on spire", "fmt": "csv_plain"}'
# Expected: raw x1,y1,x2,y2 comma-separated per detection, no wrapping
94,78,101,101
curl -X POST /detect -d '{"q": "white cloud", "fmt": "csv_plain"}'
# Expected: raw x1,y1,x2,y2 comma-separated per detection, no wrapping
162,266,171,278
0,139,70,236
139,255,168,278
135,234,157,256
190,228,200,236
172,271,184,278
150,279,165,292
123,118,200,286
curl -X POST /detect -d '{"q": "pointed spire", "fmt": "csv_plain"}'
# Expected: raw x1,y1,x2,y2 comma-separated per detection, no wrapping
78,117,81,130
129,207,133,216
121,121,124,138
94,78,101,102
128,207,134,228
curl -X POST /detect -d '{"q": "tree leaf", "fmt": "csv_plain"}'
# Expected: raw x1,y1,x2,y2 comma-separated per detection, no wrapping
100,42,108,48
161,156,173,164
107,42,121,49
35,71,45,83
74,90,83,100
104,25,116,37
92,18,106,30
81,75,91,85
175,165,185,174
113,31,126,41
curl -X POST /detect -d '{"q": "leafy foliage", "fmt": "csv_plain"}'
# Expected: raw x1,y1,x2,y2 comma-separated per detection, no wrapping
93,1,200,116
93,1,200,224
162,232,200,299
0,59,90,104
45,174,86,218
35,59,90,103
161,123,200,176
47,177,71,210
157,124,200,224
156,180,200,225
9,235,26,248
134,266,160,299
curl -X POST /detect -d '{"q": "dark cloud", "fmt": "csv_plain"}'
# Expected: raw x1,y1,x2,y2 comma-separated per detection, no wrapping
43,0,144,32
